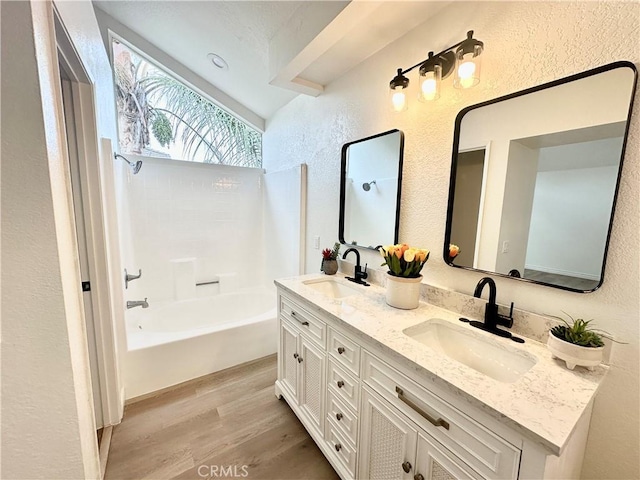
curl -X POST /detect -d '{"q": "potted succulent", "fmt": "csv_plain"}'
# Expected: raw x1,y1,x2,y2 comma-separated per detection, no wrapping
379,244,430,309
547,313,607,371
321,242,341,275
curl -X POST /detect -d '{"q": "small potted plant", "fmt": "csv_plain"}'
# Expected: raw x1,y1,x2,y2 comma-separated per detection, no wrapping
321,242,341,275
547,313,606,371
379,244,430,309
447,244,460,264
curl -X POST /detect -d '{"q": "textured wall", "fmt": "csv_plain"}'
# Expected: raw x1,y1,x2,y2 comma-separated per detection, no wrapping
263,2,640,478
1,1,98,477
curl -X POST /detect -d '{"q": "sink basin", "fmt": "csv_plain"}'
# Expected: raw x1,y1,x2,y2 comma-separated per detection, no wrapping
403,319,537,383
303,278,364,300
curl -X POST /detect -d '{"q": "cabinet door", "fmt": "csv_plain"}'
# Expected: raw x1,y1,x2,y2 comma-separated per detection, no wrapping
359,387,417,480
298,337,326,434
280,320,299,399
415,432,483,480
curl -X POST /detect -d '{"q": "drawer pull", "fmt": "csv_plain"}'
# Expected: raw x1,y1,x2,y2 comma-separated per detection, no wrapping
335,443,342,452
337,380,345,388
402,461,412,473
297,357,303,363
395,386,450,430
337,347,345,354
291,311,309,326
336,413,343,421
414,474,424,480
293,353,298,359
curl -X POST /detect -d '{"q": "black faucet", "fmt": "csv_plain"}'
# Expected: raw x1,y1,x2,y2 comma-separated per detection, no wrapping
470,277,514,338
342,248,369,286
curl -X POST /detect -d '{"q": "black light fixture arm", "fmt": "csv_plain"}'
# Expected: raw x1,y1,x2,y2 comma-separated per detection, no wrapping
398,33,471,77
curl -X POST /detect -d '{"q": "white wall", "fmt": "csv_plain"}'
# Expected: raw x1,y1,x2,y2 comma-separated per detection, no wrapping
1,0,118,477
120,156,265,305
495,141,539,274
526,165,618,279
263,2,640,478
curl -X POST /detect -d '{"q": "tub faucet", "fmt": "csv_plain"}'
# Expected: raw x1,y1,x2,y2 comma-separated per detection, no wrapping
127,298,149,309
342,248,369,286
469,277,513,338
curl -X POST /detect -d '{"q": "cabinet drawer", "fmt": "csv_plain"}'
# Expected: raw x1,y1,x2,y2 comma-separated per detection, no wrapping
327,389,358,445
280,295,326,348
326,418,357,479
328,358,360,412
362,351,520,480
328,327,361,376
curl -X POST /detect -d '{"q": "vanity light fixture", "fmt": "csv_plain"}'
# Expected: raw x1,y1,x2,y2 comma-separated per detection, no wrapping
389,30,484,112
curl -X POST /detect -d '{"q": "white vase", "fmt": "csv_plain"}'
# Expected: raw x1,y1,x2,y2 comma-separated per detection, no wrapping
546,331,604,371
385,273,422,310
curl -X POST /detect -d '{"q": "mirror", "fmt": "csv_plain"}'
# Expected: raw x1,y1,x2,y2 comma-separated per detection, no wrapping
445,62,637,292
339,129,404,249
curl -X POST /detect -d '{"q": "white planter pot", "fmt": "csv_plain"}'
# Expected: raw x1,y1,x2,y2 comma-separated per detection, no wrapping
547,331,604,371
385,273,422,310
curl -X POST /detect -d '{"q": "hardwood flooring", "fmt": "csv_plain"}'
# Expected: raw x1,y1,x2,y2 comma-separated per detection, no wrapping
105,355,339,480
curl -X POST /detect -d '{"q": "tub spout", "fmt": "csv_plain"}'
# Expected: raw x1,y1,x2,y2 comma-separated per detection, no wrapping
127,298,149,309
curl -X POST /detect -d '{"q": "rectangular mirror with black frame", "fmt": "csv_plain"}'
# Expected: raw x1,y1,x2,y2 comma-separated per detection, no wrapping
339,129,404,250
444,61,637,292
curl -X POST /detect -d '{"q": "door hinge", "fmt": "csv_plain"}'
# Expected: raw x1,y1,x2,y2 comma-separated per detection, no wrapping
82,281,91,292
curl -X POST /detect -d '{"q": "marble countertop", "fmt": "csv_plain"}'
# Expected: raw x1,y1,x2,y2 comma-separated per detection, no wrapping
275,273,608,456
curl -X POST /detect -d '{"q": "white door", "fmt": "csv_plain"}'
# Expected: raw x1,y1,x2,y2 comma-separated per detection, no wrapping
415,432,483,480
298,336,326,434
280,320,299,399
60,72,103,427
359,386,418,480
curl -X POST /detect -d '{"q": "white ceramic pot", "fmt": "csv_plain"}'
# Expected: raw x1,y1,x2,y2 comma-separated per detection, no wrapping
547,331,604,371
385,273,422,310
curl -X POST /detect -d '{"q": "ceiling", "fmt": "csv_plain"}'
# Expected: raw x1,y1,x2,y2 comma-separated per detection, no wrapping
93,1,449,123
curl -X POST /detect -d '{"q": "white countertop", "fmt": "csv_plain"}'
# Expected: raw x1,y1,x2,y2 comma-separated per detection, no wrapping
275,273,608,456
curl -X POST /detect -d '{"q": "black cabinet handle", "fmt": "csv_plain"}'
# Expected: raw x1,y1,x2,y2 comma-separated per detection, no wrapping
402,461,412,473
337,380,344,388
337,347,345,354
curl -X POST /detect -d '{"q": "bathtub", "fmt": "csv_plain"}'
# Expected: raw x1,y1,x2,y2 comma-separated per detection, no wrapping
124,287,277,399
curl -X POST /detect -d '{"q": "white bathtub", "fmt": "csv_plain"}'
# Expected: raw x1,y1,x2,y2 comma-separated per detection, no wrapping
124,287,277,399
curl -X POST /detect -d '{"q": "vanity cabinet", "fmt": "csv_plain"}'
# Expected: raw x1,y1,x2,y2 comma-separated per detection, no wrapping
275,286,593,480
277,296,327,437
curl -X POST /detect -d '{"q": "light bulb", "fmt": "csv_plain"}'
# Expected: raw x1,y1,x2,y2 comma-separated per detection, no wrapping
458,61,476,81
391,87,407,112
421,78,437,100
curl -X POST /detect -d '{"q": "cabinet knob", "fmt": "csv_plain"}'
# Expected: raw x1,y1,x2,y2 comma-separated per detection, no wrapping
402,461,412,473
337,380,344,388
293,353,298,359
297,357,303,363
335,443,342,452
337,347,345,354
336,413,343,421
414,475,424,480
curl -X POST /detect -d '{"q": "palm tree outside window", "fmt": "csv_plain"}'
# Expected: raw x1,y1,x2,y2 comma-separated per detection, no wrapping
112,38,262,168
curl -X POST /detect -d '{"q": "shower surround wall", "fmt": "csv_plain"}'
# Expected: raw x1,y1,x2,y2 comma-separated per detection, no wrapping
119,156,265,304
263,2,640,479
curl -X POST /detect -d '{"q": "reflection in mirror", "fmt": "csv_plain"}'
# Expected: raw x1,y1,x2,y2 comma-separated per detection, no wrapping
339,130,404,249
445,62,637,292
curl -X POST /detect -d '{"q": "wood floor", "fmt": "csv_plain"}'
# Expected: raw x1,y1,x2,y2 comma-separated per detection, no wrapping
105,355,340,480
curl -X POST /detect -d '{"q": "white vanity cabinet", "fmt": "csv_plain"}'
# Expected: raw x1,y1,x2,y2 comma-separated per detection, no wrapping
277,295,327,437
275,285,594,480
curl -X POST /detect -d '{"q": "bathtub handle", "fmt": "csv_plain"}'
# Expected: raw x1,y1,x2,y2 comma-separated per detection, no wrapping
291,311,309,326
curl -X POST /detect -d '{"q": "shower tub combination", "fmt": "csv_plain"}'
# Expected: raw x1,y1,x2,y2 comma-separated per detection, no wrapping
124,287,277,399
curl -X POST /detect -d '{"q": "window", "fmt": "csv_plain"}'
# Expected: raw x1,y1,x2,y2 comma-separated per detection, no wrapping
112,38,262,167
